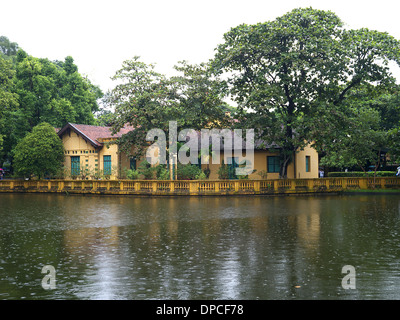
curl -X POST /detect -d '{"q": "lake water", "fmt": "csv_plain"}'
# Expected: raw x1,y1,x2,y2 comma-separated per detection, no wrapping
1,193,400,300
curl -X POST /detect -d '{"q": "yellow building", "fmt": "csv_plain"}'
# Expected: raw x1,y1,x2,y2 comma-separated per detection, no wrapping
206,145,319,180
57,123,134,180
57,122,319,180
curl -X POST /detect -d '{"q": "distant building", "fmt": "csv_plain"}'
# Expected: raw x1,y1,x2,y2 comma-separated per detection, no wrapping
57,122,318,179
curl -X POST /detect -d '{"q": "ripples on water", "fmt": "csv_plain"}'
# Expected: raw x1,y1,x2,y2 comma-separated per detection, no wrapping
1,193,400,299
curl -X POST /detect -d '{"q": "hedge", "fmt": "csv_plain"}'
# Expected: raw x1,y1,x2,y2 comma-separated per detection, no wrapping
327,171,396,177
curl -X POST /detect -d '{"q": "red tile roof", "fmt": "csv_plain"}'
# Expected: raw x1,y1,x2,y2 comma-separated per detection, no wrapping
57,123,134,147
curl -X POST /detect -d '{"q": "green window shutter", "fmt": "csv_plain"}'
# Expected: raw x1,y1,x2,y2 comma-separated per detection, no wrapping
104,155,112,175
71,156,80,176
267,156,280,173
130,157,137,170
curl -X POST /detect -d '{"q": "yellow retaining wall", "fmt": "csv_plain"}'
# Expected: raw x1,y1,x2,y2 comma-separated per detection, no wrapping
1,177,399,196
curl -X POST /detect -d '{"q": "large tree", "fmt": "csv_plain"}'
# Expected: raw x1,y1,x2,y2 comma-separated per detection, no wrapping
107,56,229,158
0,36,19,63
0,56,19,156
0,42,103,168
212,7,400,177
14,50,102,130
13,122,64,178
319,84,400,172
320,105,388,176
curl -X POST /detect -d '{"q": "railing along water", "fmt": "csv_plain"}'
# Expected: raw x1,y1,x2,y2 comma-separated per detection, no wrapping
1,177,400,196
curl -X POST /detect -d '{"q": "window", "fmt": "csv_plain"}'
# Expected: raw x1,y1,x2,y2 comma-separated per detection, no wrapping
71,156,80,176
267,156,280,173
130,157,137,170
104,155,112,176
306,156,311,172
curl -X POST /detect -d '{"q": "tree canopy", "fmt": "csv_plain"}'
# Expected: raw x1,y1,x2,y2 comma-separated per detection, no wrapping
3,7,400,178
0,56,19,155
106,56,229,158
212,7,400,177
0,36,103,169
13,122,64,178
0,36,19,63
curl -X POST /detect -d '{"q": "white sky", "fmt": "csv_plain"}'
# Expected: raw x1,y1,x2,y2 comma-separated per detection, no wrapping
1,0,400,93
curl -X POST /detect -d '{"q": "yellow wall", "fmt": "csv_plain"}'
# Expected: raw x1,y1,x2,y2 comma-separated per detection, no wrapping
61,131,119,179
202,143,318,179
295,143,319,179
62,131,98,176
204,150,282,180
99,139,119,179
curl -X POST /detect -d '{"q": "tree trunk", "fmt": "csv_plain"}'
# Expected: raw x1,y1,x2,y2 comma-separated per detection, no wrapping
280,154,292,179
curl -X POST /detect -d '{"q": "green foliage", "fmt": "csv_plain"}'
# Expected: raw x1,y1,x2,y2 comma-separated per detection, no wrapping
320,105,388,173
217,161,229,180
195,171,207,180
126,169,140,180
95,108,115,127
65,165,118,180
107,56,230,159
13,53,102,129
388,127,400,163
177,164,202,180
212,7,400,177
0,37,104,169
155,164,170,180
0,36,19,63
171,60,229,130
0,56,19,156
137,160,156,180
13,122,64,178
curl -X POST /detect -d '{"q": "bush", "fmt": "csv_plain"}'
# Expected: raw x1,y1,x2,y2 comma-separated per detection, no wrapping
217,162,229,180
137,160,156,179
327,171,396,177
127,169,140,180
156,165,170,180
195,171,207,180
130,161,208,180
177,164,203,180
13,122,64,179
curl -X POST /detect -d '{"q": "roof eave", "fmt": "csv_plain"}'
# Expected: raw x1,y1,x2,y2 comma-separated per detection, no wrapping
57,123,103,148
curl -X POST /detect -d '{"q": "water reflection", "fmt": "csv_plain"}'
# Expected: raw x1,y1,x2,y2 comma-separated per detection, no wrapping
1,194,400,299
